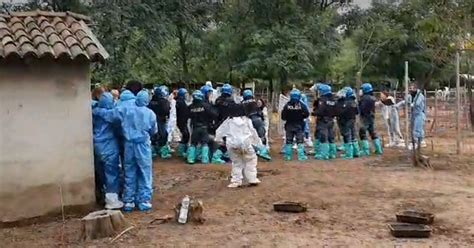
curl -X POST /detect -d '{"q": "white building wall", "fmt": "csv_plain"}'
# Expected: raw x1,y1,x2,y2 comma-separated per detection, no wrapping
0,60,95,222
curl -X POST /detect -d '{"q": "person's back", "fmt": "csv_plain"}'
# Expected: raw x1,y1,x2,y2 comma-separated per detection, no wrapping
120,90,157,212
93,93,117,143
316,95,337,119
282,100,310,125
215,94,243,125
116,90,136,110
216,116,262,150
119,92,157,143
176,97,189,125
189,100,217,128
149,94,170,123
359,94,376,119
92,92,123,210
341,96,358,121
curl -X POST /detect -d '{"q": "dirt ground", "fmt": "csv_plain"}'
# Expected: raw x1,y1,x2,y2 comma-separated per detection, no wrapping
1,139,473,247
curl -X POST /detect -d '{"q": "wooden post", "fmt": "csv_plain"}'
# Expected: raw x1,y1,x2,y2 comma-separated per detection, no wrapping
404,61,410,149
456,52,461,154
431,90,438,132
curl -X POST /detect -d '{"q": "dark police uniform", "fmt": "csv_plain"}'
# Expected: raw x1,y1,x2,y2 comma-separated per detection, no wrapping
148,95,170,147
359,93,378,140
337,96,359,143
189,101,218,146
176,97,190,145
314,95,337,143
281,100,310,144
242,98,267,145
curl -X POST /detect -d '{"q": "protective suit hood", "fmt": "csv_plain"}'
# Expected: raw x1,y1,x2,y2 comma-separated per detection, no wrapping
120,90,136,102
98,92,114,109
136,91,150,107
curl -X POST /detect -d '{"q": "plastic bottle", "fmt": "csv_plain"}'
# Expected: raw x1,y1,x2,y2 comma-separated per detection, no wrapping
178,195,190,224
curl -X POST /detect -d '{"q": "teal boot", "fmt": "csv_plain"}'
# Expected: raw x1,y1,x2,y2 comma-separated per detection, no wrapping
211,149,226,164
313,140,321,159
360,140,371,156
284,144,293,161
152,146,158,159
297,144,308,161
341,143,354,159
160,145,172,159
177,144,187,158
196,146,202,162
373,138,383,155
329,143,337,159
256,146,272,161
187,146,197,164
316,143,330,160
352,141,361,158
201,145,210,164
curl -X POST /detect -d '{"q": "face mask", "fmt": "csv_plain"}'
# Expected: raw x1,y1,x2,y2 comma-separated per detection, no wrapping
410,91,417,98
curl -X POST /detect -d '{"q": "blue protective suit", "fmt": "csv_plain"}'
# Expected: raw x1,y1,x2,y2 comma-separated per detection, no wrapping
301,94,311,139
118,91,158,205
116,90,136,109
92,93,120,194
409,90,426,141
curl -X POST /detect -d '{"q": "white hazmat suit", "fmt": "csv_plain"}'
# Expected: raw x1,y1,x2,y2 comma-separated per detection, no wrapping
379,96,405,148
216,116,262,188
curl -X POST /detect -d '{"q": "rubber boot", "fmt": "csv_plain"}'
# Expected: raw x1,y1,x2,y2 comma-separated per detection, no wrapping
316,143,330,160
201,145,210,164
152,146,158,159
211,149,226,164
284,144,293,161
256,146,272,161
160,145,172,159
360,140,371,156
352,141,361,158
341,143,354,159
297,144,308,161
196,146,202,162
313,140,321,159
329,143,337,159
177,143,187,158
373,138,383,155
187,146,197,164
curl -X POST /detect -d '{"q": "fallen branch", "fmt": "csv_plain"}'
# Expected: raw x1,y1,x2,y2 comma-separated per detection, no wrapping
149,215,173,225
110,225,135,243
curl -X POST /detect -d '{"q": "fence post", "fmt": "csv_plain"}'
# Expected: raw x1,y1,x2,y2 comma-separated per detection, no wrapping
431,90,438,132
404,61,410,149
456,52,461,155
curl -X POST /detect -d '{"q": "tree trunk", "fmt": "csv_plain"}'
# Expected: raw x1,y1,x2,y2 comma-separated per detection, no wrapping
468,78,474,131
269,78,274,104
81,210,129,241
279,70,288,87
177,26,189,81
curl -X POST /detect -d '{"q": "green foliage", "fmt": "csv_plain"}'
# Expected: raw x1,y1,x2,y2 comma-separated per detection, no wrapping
1,0,471,90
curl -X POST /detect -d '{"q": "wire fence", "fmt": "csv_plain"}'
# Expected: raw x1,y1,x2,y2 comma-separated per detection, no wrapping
254,88,474,155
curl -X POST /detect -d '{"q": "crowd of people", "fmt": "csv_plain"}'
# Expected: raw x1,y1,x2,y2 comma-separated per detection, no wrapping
91,80,426,212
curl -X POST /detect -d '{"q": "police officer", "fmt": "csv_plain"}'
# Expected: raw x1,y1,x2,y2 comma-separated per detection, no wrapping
314,84,337,160
199,84,226,164
242,89,271,160
148,86,172,159
187,90,218,164
359,83,383,155
176,88,190,158
281,89,310,161
336,87,360,159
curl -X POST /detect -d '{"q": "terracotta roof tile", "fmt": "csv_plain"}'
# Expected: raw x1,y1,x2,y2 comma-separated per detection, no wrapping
0,10,108,61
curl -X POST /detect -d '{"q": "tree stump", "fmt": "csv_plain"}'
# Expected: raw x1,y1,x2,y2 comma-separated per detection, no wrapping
81,210,128,241
174,198,205,224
